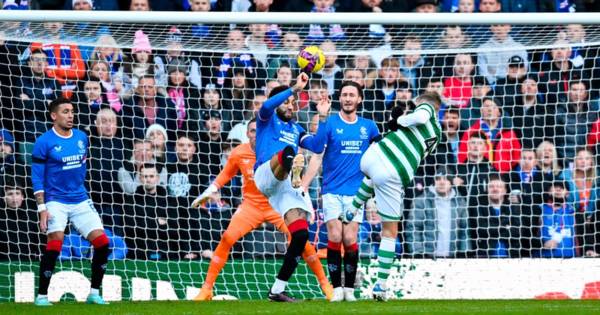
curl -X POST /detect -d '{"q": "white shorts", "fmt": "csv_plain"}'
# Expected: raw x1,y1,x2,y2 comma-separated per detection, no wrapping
254,161,312,217
360,144,405,222
322,193,363,223
46,199,104,237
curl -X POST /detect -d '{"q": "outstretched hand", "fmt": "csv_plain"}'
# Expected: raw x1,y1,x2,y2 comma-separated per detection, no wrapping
292,72,309,92
316,94,331,118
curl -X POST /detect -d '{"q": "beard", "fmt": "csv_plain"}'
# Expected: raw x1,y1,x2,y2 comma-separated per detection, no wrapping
276,107,292,122
553,197,566,205
341,104,356,115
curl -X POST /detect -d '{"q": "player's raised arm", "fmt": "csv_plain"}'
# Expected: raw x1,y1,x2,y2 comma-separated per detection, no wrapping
394,93,440,128
299,94,331,154
258,72,309,121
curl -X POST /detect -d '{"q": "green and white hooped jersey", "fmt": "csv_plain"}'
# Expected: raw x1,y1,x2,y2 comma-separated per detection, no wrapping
377,102,442,187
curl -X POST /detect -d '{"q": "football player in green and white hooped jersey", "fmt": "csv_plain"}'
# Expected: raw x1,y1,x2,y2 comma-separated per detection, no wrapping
344,91,442,301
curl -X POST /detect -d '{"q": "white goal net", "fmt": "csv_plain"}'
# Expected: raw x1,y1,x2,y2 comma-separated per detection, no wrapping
1,12,600,301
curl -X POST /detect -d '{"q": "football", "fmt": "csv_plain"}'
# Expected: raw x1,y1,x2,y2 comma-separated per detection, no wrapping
297,46,325,73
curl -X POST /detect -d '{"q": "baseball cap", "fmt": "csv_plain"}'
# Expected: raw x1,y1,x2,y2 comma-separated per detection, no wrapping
508,55,525,68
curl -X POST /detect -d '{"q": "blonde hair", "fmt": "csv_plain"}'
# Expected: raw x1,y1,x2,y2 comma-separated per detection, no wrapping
536,141,561,175
574,147,596,180
91,35,123,63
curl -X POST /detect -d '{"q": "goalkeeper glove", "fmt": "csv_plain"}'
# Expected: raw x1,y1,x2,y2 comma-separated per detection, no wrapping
191,184,218,208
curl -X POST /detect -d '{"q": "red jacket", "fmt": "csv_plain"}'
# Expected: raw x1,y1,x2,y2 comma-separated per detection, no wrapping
588,118,600,149
458,120,522,174
30,42,86,85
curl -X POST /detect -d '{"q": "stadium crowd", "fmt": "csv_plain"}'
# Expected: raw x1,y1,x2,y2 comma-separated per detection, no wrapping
2,0,600,262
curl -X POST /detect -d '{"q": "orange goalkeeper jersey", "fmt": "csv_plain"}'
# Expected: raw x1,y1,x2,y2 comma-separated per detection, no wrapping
214,143,272,210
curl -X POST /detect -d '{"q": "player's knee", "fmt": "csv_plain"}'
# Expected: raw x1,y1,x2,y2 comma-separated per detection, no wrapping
288,219,309,244
91,233,109,249
342,234,358,247
221,230,241,247
328,232,342,243
277,145,296,173
46,239,63,253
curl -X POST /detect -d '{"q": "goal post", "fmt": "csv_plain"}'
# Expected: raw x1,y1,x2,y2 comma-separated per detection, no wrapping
1,11,600,302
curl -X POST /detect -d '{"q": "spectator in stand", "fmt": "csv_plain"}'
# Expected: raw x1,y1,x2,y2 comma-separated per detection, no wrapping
434,26,470,78
145,123,175,165
536,39,586,105
129,0,151,11
0,129,16,179
214,29,267,88
459,76,489,130
186,0,214,40
88,59,124,113
479,0,501,12
506,149,541,256
163,58,202,134
314,40,343,96
64,0,107,62
0,178,41,261
167,133,204,203
559,148,599,257
122,75,178,140
18,49,59,146
245,24,270,67
29,22,86,98
406,166,470,258
64,0,119,10
267,31,303,79
305,0,345,44
123,163,178,260
198,110,228,177
507,76,546,149
222,66,255,125
89,108,125,235
0,30,24,135
200,83,234,132
540,181,576,258
494,55,528,107
122,30,156,100
532,141,563,206
399,36,434,93
117,139,167,194
589,116,600,164
476,174,522,258
454,131,494,250
458,96,522,174
296,79,328,131
477,24,528,85
546,80,598,162
155,26,204,91
443,53,475,109
458,0,475,12
275,64,293,87
375,57,401,110
228,94,266,143
415,0,439,12
562,24,600,98
75,77,108,133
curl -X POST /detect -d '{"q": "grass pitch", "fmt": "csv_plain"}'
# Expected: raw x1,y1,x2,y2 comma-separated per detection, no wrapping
2,300,600,315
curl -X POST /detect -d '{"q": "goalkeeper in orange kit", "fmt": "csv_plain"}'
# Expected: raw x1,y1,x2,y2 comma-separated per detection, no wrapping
191,118,333,301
